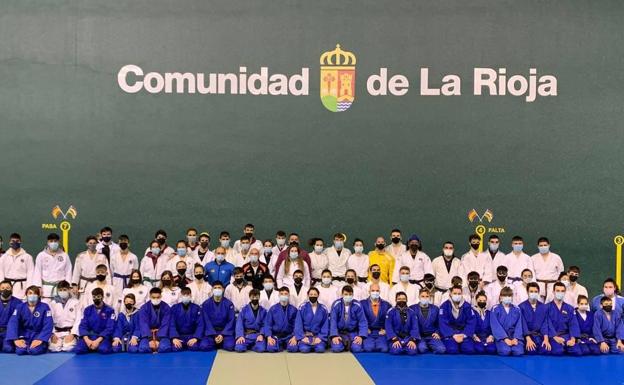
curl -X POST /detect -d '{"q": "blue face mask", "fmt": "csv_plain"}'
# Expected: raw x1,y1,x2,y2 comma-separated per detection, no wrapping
213,289,223,297
343,295,353,303
177,247,187,257
370,292,381,300
279,295,289,303
151,247,161,255
27,294,39,303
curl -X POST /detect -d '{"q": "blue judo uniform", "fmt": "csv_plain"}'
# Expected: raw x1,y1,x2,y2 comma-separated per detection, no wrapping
385,306,420,355
235,304,267,353
438,300,476,354
473,308,496,355
169,302,204,352
0,297,22,353
75,304,116,354
6,301,53,355
546,301,581,356
294,302,329,353
519,300,550,355
490,304,524,356
134,302,172,353
113,310,140,353
263,302,298,353
575,310,599,355
591,295,624,315
410,304,446,354
361,298,391,352
200,297,236,351
329,299,368,353
592,309,624,354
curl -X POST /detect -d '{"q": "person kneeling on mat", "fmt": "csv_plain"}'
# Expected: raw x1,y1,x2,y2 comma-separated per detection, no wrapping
75,287,115,354
329,285,367,353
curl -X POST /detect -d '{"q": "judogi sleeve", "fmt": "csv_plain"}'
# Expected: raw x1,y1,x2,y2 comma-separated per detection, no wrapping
385,310,397,341
6,307,20,341
114,314,128,339
235,308,245,339
512,310,523,340
569,311,581,338
203,306,216,337
438,305,454,338
410,311,420,340
222,304,236,336
193,308,204,339
319,308,329,341
463,309,477,337
490,308,507,340
355,304,368,337
616,316,624,340
157,306,171,339
592,312,605,343
168,308,179,339
263,306,274,337
78,308,90,337
72,256,82,285
35,307,54,342
139,307,151,338
100,309,116,339
293,307,304,340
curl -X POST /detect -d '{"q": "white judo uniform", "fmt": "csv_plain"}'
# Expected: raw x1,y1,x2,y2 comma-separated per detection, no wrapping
48,297,81,352
32,249,73,302
0,248,34,299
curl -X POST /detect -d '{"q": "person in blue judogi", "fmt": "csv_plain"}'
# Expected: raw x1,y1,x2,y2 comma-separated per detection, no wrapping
113,293,140,353
6,286,53,355
385,292,419,355
263,286,298,353
75,288,116,354
472,292,496,354
0,280,23,353
519,282,551,355
361,283,391,353
235,289,267,353
329,286,368,353
574,295,599,355
170,287,203,352
134,287,172,353
439,285,476,354
547,282,581,356
411,288,445,354
592,296,624,354
294,287,329,353
200,281,236,351
490,287,524,356
590,278,624,315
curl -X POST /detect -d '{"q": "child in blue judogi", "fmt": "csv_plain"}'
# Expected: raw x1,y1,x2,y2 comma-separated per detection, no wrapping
385,292,420,355
263,287,298,353
169,287,204,352
472,292,496,355
6,286,53,355
490,287,524,356
329,286,368,353
113,294,140,353
133,287,172,353
592,296,624,354
235,289,267,352
519,282,551,355
439,285,476,354
75,287,116,354
411,288,445,354
294,287,329,353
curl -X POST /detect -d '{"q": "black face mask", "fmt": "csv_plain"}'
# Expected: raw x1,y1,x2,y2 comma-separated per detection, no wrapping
396,301,407,308
409,244,419,252
424,282,434,289
375,243,385,250
391,237,401,244
470,243,480,250
1,290,12,298
234,278,244,285
497,274,507,282
194,274,204,280
309,296,318,303
294,277,303,285
250,299,259,306
346,278,355,284
119,243,129,250
177,269,186,277
93,299,103,306
125,303,134,311
131,279,141,285
603,305,613,312
477,302,487,309
569,275,579,282
289,241,299,247
101,236,112,243
162,280,172,286
157,238,166,246
200,241,209,248
372,272,381,280
469,281,479,289
96,274,106,282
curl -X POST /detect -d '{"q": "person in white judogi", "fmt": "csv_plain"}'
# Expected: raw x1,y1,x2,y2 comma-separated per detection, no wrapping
260,276,280,310
385,229,407,261
215,232,237,265
32,233,73,302
96,227,120,263
232,224,263,254
347,239,370,282
392,235,432,284
192,232,215,265
81,264,116,309
485,265,514,309
366,264,391,302
431,242,463,291
512,269,535,305
224,268,251,312
343,270,367,301
530,237,564,299
326,234,351,281
233,238,255,268
0,233,34,299
482,235,506,282
566,266,588,305
140,240,161,287
48,280,81,352
73,236,110,296
503,236,535,283
315,270,340,309
109,235,139,297
276,247,311,288
168,241,201,281
461,234,493,285
388,266,419,306
187,264,212,305
309,238,329,285
120,270,149,313
288,270,309,308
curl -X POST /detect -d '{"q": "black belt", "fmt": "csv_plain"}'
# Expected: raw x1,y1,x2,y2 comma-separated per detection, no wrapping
358,277,368,283
422,332,433,337
0,327,6,333
5,278,26,283
409,279,424,285
55,326,73,332
274,332,289,339
398,333,409,339
435,287,448,293
334,277,345,282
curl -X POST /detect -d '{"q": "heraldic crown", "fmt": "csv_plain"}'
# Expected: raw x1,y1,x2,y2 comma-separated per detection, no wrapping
320,44,356,66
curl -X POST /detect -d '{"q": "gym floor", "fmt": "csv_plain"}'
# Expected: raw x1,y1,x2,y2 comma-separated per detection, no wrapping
2,351,623,385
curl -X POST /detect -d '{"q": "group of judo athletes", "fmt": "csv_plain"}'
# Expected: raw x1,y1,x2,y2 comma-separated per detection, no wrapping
0,276,623,356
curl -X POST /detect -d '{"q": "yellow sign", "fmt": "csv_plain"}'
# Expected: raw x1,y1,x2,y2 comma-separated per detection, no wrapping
320,44,356,112
42,205,78,254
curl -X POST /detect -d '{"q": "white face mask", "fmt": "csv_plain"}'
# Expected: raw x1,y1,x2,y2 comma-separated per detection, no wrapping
241,244,250,252
58,291,70,300
451,294,462,303
334,241,344,250
528,292,540,301
538,245,550,254
322,277,332,286
554,292,565,301
523,277,533,285
354,245,364,254
180,296,192,305
187,236,197,244
512,244,523,252
213,288,223,297
215,254,225,262
276,238,286,247
501,296,513,305
289,252,299,260
489,243,499,252
279,295,289,303
249,254,259,263
263,283,274,291
578,304,589,312
400,274,410,283
314,245,324,254
443,249,453,257
151,298,161,306
220,239,230,248
48,242,60,252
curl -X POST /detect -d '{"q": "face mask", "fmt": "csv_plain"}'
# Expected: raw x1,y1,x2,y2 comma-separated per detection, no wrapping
391,237,401,244
250,299,259,306
396,301,407,308
400,274,410,283
96,274,107,282
27,294,39,303
187,236,197,244
247,254,259,264
289,252,299,260
294,277,303,285
501,296,512,305
200,241,209,248
470,243,480,250
497,274,507,282
468,280,479,289
276,238,286,247
279,295,289,303
424,282,434,290
177,269,187,277
370,292,380,300
119,243,129,250
194,274,204,281
334,241,343,249
48,242,59,252
578,304,589,312
220,240,230,248
151,247,161,255
554,292,565,301
234,278,244,285
58,290,69,300
131,278,141,285
125,303,134,311
569,275,578,282
10,241,21,250
1,290,12,298
477,301,487,309
244,232,253,238
375,243,385,250
241,244,250,252
213,289,223,297
604,288,615,297
314,245,324,253
93,298,103,306
177,248,187,257
409,244,419,252
102,236,112,243
419,298,430,306
523,277,533,285
157,238,166,246
263,248,273,257
322,277,332,286
512,244,523,252
603,305,613,312
181,296,192,305
162,280,172,287
489,243,499,252
215,254,225,262
343,295,353,303
151,298,161,306
371,272,381,280
561,280,570,288
538,246,550,254
528,292,540,301
354,245,364,254
309,296,318,304
451,294,462,303
87,244,97,252
263,283,274,291
346,278,355,285
443,249,453,257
